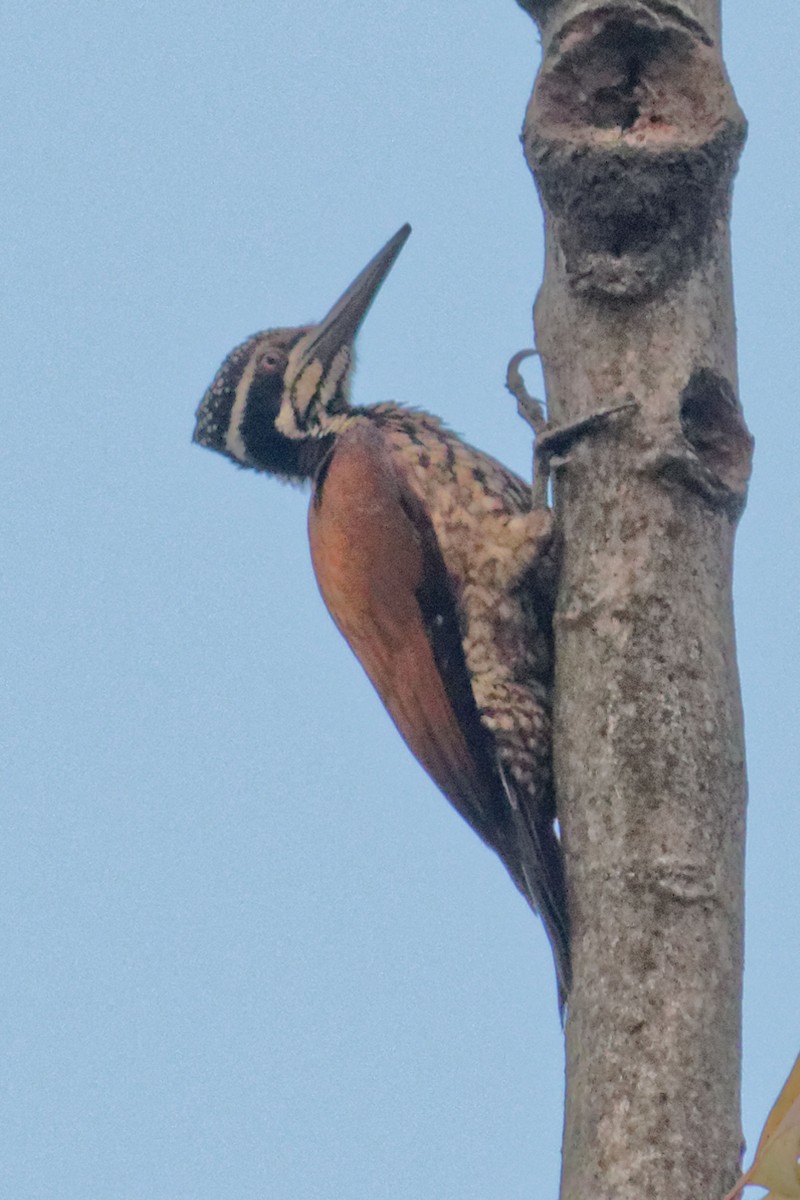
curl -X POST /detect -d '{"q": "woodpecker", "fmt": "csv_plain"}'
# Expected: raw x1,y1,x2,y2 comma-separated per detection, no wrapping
193,225,571,1006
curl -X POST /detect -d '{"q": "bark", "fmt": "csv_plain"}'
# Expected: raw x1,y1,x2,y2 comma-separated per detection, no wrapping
514,2,751,1197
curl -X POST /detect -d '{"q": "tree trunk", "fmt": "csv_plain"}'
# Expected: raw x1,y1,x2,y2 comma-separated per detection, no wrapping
514,2,751,1197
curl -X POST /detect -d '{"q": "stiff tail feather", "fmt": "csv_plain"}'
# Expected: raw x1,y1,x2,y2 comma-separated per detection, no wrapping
497,762,571,1019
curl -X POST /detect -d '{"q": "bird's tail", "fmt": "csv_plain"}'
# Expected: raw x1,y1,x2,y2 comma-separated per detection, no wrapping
498,763,571,1019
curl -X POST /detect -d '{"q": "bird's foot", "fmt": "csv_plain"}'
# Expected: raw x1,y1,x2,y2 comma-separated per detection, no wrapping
506,349,546,435
505,349,637,507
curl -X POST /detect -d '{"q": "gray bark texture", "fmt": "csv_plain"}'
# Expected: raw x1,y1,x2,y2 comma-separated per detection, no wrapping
514,2,751,1198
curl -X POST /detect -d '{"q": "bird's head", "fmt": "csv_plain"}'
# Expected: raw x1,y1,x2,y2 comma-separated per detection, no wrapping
193,224,411,482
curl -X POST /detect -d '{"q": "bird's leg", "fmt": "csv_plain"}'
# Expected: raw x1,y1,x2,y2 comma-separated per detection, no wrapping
506,348,547,436
506,349,638,508
505,350,550,508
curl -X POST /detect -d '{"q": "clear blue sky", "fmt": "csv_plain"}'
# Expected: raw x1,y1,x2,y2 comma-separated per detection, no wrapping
3,2,797,1197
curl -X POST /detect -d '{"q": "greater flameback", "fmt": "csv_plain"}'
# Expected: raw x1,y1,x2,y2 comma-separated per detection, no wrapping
193,226,571,1006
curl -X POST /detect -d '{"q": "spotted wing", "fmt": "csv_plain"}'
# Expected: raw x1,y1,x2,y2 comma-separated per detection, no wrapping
307,419,512,859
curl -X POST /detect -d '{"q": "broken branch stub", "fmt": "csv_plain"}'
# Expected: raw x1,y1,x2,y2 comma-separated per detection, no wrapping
525,2,745,302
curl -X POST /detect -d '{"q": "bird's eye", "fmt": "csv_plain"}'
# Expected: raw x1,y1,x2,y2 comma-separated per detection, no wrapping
259,353,282,372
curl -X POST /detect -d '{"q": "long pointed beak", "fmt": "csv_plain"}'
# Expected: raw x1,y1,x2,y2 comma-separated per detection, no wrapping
295,224,411,372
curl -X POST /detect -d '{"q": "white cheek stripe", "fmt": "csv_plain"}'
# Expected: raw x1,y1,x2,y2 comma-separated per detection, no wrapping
225,352,260,462
294,360,324,418
319,347,350,409
226,334,353,452
277,345,350,437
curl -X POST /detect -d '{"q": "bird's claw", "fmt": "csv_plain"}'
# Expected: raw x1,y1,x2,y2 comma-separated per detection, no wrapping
505,349,638,507
506,349,546,435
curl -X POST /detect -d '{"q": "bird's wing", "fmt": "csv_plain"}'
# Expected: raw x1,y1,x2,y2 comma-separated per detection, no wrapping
308,419,571,1008
307,419,509,855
